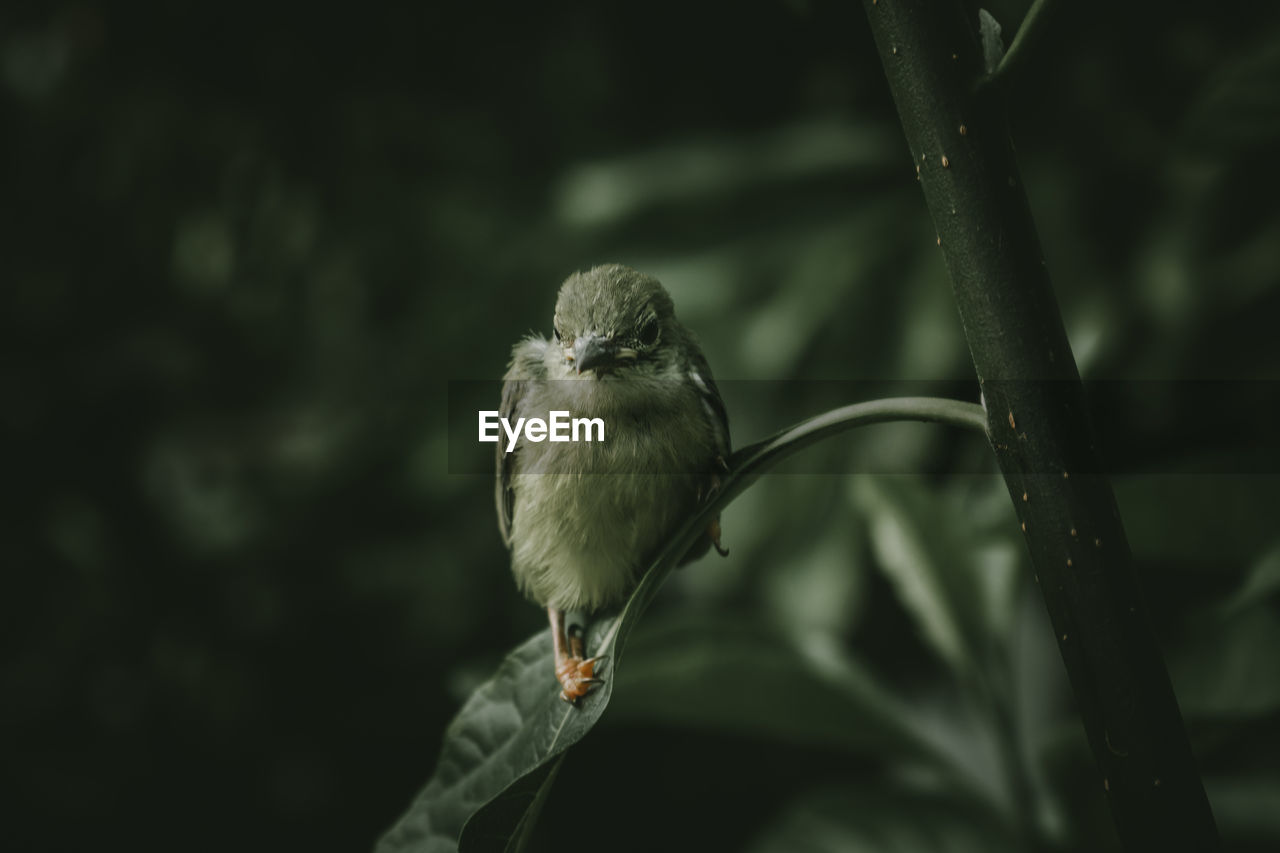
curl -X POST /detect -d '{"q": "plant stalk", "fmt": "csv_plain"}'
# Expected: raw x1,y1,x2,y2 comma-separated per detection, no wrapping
860,1,1218,849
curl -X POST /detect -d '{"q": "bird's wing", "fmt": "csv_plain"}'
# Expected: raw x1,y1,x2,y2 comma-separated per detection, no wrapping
687,348,731,467
495,337,547,546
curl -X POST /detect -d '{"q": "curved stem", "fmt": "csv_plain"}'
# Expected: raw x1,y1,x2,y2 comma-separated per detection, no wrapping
727,395,988,475
608,396,987,649
988,0,1055,87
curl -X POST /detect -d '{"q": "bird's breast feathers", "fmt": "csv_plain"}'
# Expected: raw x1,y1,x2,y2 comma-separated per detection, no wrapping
503,368,719,611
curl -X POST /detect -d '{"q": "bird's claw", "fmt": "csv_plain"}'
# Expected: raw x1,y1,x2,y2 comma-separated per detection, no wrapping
696,469,724,504
708,517,729,557
557,654,609,703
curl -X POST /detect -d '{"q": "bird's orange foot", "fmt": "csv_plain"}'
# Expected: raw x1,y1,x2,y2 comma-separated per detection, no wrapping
556,654,607,703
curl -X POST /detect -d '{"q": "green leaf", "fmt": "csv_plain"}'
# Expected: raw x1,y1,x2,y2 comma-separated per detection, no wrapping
374,630,599,853
609,609,1034,825
851,476,1010,676
1168,604,1280,719
377,398,987,852
1115,475,1280,564
746,784,1018,853
978,9,1004,76
1217,542,1280,616
1180,37,1280,159
609,610,940,761
1163,540,1280,723
1174,30,1280,301
1204,774,1280,842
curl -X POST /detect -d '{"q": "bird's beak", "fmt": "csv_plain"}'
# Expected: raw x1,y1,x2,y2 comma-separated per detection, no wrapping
573,334,615,375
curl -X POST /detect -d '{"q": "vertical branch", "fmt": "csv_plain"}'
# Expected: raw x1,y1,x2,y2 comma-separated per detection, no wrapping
859,2,1218,850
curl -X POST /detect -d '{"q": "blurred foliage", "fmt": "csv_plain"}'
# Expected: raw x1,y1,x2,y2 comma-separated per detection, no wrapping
4,0,1280,851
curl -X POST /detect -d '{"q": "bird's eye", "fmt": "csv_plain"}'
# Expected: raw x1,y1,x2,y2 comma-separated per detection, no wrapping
553,327,562,343
638,316,659,346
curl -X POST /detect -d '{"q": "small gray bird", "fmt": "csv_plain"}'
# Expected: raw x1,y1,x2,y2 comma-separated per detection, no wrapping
496,264,730,702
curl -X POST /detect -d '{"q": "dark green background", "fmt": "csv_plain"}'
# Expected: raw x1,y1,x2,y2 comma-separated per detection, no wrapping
6,1,1280,850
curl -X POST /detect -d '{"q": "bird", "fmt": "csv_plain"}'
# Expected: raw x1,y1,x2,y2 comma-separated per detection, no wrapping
496,264,730,703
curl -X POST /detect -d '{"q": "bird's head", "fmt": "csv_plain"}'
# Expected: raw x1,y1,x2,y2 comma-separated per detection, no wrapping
551,264,681,378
